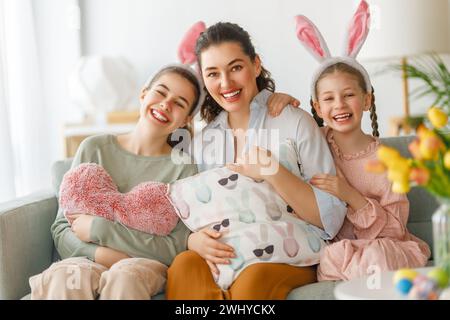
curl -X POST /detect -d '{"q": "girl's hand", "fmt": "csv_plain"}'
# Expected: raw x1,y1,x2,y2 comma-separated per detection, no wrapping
227,145,280,182
310,168,369,211
267,92,300,117
70,214,94,243
187,228,235,276
310,167,355,202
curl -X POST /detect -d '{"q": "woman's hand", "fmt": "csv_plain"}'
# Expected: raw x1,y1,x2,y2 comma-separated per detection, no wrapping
188,228,235,276
70,214,94,243
227,145,280,182
267,92,300,117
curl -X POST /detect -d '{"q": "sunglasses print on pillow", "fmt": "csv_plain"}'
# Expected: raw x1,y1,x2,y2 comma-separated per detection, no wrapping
253,245,274,258
212,218,230,232
217,174,239,190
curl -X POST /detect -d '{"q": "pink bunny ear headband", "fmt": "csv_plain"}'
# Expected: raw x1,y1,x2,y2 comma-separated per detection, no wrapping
295,0,371,101
143,21,207,116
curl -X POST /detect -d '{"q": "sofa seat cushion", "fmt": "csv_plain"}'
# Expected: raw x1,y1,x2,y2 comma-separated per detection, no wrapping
287,280,338,300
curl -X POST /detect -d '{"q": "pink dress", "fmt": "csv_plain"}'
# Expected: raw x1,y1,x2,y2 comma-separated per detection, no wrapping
317,128,431,281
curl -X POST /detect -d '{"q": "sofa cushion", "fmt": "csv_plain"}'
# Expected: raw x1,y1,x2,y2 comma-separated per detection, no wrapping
0,191,57,299
287,280,338,300
51,158,73,197
405,188,438,254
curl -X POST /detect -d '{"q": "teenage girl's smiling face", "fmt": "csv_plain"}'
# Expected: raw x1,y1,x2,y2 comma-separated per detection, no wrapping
139,72,195,135
314,71,371,134
200,41,261,114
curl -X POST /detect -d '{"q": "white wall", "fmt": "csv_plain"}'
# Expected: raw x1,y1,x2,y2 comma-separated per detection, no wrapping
79,0,450,136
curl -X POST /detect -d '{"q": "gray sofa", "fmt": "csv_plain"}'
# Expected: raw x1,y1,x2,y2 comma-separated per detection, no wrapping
0,136,438,300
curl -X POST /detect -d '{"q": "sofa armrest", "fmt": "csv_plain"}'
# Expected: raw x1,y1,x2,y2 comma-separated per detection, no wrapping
0,190,58,299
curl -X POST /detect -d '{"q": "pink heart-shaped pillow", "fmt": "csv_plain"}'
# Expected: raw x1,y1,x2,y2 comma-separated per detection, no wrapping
59,163,179,236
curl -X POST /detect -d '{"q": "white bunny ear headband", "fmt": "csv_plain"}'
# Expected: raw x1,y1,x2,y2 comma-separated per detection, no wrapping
143,21,207,116
295,0,371,101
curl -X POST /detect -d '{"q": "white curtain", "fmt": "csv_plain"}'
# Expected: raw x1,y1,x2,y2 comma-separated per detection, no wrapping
0,3,15,201
0,0,82,202
0,0,50,202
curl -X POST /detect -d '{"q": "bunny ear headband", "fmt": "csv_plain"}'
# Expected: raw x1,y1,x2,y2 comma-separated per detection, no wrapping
144,21,207,116
295,0,371,101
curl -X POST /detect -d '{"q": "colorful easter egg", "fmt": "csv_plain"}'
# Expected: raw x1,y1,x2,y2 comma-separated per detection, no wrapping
395,278,413,295
427,267,449,289
393,268,418,285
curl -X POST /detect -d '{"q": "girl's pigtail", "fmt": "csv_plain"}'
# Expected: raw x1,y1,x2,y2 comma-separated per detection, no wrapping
310,98,324,127
369,87,379,137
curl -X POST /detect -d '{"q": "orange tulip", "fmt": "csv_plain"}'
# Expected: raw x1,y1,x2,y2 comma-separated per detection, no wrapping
410,167,430,185
419,135,442,160
416,124,433,139
408,139,423,160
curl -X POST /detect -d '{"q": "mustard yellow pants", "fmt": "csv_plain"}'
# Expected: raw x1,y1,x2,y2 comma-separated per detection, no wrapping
166,251,317,300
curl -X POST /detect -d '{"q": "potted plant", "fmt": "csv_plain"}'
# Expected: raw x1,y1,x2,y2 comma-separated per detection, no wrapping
368,106,450,274
390,53,450,129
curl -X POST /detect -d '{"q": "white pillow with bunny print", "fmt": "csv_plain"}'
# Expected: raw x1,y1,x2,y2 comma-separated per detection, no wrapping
168,139,326,290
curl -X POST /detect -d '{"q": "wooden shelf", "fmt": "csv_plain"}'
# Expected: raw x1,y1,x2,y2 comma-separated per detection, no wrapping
63,110,139,157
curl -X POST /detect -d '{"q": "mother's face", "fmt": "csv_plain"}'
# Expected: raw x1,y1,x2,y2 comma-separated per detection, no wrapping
200,42,261,114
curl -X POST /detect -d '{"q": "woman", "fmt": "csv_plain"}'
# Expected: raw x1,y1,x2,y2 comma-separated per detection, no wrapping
166,22,347,300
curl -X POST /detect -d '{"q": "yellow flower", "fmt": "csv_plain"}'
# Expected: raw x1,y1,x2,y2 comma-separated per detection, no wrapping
372,123,449,197
444,150,450,170
428,106,448,129
392,179,410,194
377,146,401,166
387,158,410,183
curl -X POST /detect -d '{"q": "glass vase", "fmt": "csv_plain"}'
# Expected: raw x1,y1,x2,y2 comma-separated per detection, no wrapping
432,198,450,275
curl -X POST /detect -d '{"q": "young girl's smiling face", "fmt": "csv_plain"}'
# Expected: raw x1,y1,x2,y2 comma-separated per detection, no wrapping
139,72,195,135
314,71,371,134
200,41,261,114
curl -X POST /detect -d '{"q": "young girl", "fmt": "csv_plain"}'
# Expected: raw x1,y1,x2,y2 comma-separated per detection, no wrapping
294,1,430,281
166,21,347,300
30,63,202,299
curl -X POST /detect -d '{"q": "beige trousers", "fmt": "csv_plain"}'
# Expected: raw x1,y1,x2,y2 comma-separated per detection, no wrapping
29,257,167,300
